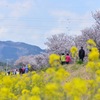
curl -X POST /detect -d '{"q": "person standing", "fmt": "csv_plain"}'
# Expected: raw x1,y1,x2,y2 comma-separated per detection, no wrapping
60,53,66,65
19,67,22,74
25,65,29,73
65,53,71,64
78,47,85,62
13,68,17,75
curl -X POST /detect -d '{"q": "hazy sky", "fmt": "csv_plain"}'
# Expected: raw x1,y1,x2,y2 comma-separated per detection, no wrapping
0,0,99,49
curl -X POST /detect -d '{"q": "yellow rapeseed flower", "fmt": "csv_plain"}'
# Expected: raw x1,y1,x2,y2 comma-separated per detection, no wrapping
22,89,30,95
96,76,100,84
32,73,40,82
64,78,87,97
49,54,60,67
87,79,97,95
0,87,10,96
70,46,78,58
46,67,55,74
29,96,41,100
86,61,95,73
55,68,70,81
31,86,40,95
94,94,100,100
88,48,99,61
45,83,59,96
96,70,100,76
3,76,13,87
15,80,26,90
87,39,96,46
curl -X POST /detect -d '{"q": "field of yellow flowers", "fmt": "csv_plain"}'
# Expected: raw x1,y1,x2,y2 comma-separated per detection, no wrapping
0,39,100,100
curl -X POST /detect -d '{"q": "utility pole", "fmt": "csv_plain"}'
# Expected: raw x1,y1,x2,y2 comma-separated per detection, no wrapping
6,59,9,75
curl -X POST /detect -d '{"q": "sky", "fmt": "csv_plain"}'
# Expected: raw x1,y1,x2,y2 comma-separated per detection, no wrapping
0,0,100,49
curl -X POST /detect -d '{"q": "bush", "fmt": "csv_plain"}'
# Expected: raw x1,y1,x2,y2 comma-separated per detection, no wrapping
76,59,83,64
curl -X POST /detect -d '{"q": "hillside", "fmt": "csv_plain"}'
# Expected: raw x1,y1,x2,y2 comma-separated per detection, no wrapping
0,41,45,61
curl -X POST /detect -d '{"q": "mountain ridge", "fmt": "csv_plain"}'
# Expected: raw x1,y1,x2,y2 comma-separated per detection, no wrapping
0,40,45,62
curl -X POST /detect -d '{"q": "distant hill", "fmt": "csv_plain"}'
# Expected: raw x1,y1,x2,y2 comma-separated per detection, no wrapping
0,41,45,62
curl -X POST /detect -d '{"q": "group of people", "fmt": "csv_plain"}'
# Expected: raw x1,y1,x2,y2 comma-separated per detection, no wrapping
60,47,85,65
19,65,29,74
7,69,19,75
60,53,71,65
7,64,29,75
6,47,85,75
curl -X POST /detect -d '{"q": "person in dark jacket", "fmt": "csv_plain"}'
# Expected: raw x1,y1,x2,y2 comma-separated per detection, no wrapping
19,67,22,74
78,47,85,62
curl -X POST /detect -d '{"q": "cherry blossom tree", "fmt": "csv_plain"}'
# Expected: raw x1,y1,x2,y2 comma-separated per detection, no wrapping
45,33,74,54
74,11,100,52
14,53,49,70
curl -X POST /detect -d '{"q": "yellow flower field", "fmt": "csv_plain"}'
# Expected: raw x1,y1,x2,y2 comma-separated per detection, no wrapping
0,40,100,100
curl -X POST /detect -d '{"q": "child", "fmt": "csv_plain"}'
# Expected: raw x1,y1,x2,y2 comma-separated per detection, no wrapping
66,53,71,64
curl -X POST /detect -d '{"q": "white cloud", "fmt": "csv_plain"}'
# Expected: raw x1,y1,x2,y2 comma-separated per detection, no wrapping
45,10,95,37
0,0,35,18
9,0,34,18
0,27,8,37
44,28,66,38
0,0,8,7
0,0,39,41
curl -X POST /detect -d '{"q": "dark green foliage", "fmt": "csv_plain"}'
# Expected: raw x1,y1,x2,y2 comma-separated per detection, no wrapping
76,59,83,64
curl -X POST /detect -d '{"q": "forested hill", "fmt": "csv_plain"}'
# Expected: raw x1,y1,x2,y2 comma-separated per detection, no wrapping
0,41,45,61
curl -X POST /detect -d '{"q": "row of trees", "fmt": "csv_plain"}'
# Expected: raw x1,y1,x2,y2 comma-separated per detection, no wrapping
14,53,49,70
14,11,100,69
